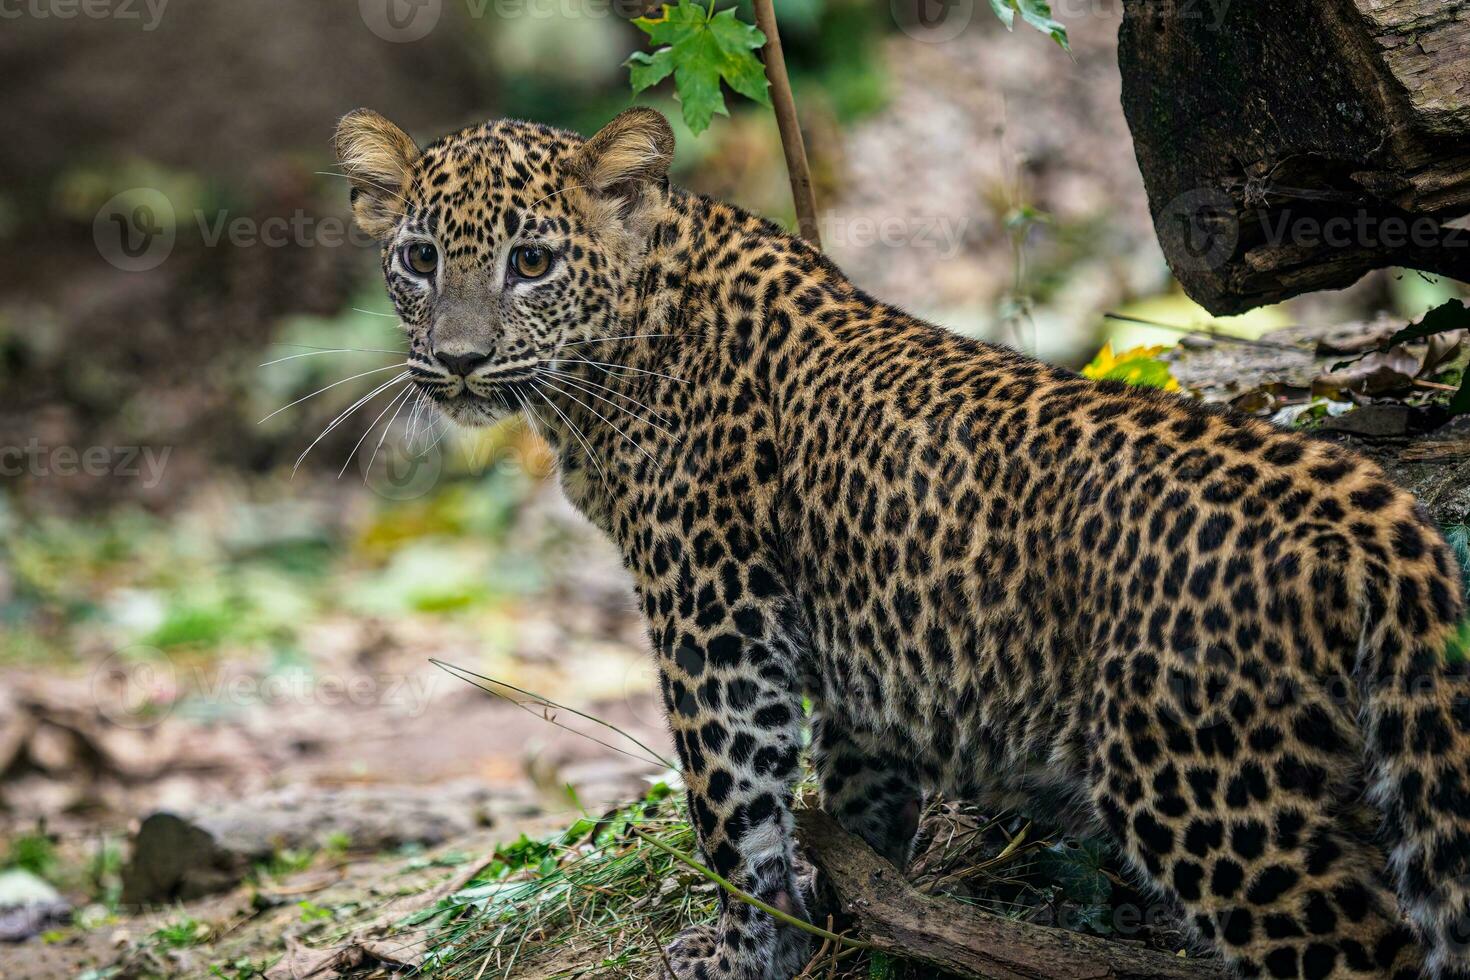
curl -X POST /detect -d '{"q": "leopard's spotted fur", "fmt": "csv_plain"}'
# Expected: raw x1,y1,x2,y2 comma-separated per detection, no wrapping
336,107,1470,980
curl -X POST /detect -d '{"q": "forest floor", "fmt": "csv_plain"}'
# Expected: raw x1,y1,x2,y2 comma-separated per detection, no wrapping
0,463,677,979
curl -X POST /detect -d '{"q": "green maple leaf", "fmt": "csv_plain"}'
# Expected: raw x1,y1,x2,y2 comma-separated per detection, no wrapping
988,0,1069,50
627,2,771,135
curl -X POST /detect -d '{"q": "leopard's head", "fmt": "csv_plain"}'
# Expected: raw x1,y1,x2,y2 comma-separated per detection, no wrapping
334,108,675,426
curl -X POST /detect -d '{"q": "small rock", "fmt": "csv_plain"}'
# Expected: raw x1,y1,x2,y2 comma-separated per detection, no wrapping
121,782,504,904
0,868,70,942
1318,403,1416,438
0,868,62,908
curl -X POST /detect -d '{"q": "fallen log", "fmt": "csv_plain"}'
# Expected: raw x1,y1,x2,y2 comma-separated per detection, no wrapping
795,809,1226,980
1118,0,1470,314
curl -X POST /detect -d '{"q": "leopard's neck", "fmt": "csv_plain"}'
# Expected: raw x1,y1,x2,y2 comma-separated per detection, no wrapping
527,188,880,530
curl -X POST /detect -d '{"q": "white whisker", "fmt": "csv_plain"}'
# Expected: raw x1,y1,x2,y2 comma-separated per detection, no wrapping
532,381,608,489
536,368,676,439
556,333,682,348
269,342,406,354
512,387,543,443
537,365,673,424
314,170,403,200
361,386,415,483
405,390,430,450
258,362,406,424
338,384,413,479
416,405,452,458
537,377,660,467
292,372,408,476
259,348,403,368
312,172,412,220
424,421,451,457
527,183,590,210
545,356,688,384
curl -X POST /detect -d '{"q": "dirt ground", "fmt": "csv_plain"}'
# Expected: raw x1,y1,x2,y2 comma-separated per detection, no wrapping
0,471,677,978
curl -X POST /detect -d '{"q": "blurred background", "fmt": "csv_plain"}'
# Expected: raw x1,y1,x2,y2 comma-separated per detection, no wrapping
1,0,1464,972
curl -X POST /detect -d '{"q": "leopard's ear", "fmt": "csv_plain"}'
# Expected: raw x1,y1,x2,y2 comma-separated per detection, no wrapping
571,108,674,228
334,109,420,240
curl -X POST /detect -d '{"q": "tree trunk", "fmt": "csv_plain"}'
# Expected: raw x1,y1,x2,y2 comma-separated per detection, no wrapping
1118,0,1470,314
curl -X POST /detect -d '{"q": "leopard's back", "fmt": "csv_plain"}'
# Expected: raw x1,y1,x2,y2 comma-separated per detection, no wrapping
769,301,1465,978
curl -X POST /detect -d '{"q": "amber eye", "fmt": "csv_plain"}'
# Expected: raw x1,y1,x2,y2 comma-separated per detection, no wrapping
509,244,552,280
403,242,438,276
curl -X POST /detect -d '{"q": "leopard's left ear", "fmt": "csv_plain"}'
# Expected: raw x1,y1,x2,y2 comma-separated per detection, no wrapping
571,108,674,228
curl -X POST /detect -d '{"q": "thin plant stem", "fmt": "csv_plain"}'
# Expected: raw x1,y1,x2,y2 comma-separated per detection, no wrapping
430,660,675,770
752,0,820,247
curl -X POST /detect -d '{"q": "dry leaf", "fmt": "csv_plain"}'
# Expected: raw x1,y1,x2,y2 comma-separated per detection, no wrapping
1314,345,1422,397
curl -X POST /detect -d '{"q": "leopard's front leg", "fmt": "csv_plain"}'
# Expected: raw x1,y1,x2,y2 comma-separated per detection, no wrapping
648,590,811,980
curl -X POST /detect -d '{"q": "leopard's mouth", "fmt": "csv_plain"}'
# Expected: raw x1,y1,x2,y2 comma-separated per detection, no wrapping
420,382,524,426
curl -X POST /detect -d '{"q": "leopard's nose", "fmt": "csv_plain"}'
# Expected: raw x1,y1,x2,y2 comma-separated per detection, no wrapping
437,351,490,377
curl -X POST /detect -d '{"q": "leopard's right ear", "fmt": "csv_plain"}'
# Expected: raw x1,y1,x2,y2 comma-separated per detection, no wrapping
334,109,420,240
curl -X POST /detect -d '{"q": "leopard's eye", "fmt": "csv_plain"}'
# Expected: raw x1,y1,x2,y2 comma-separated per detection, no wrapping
509,245,552,280
403,242,438,276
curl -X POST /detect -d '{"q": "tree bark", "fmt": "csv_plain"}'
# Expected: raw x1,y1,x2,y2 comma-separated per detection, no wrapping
796,810,1227,980
1118,0,1470,314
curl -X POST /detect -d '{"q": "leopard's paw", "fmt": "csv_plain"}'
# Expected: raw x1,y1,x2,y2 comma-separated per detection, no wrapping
663,925,727,979
772,925,812,978
663,923,800,980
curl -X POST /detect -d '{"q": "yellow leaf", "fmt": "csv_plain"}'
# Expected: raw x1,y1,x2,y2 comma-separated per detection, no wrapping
1082,343,1180,392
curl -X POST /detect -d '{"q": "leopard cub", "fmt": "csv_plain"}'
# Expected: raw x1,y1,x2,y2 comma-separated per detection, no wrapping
337,106,1470,980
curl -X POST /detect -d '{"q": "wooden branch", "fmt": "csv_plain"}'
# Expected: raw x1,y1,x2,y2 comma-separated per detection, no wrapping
751,0,822,248
796,810,1228,980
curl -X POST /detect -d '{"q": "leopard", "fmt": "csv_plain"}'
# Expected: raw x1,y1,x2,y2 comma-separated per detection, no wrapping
334,105,1470,980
